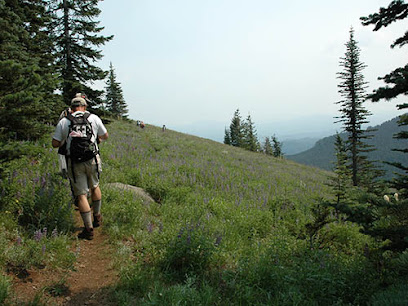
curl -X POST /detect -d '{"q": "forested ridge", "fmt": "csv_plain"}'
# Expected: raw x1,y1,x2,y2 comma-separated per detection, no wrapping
288,115,408,179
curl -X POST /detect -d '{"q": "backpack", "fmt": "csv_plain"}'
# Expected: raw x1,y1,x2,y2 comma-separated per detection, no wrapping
66,112,98,162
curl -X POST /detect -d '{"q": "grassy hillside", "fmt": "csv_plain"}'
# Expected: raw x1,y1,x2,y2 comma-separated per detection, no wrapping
1,119,405,305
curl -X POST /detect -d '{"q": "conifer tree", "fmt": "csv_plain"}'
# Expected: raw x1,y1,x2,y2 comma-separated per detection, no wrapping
223,128,231,145
263,137,273,156
361,0,408,197
330,134,351,209
0,0,56,140
336,27,375,187
51,0,113,107
105,62,128,118
242,114,259,152
229,109,244,147
271,135,282,157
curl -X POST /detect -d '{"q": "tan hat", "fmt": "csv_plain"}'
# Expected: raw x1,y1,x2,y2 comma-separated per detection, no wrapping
71,96,87,107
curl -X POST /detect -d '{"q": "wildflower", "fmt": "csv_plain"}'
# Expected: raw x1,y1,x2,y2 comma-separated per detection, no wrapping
147,223,154,233
42,244,46,254
34,229,43,242
52,228,58,238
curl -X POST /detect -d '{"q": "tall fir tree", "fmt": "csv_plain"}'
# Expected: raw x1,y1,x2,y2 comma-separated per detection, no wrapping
0,0,56,140
105,62,128,118
242,114,259,152
336,27,376,187
330,133,351,210
271,135,282,158
223,128,231,145
263,137,273,155
361,0,408,197
229,109,244,147
51,0,113,107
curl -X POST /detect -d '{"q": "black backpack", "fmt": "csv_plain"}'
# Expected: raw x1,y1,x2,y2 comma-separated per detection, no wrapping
66,112,98,162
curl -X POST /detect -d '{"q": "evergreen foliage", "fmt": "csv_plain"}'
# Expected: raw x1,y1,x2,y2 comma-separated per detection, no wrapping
242,114,259,152
336,28,377,187
263,136,273,155
51,0,113,107
223,127,231,145
330,134,351,209
105,62,128,118
0,0,56,140
361,0,408,197
227,109,244,147
271,135,283,157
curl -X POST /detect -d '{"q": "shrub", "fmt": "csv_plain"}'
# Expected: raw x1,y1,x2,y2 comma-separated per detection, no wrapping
160,222,216,281
0,273,11,305
371,283,408,305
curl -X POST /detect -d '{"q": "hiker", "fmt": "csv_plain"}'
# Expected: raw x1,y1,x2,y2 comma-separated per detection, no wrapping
162,125,166,132
52,95,109,240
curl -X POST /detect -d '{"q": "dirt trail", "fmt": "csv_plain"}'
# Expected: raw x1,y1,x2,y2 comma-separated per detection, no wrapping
10,213,119,305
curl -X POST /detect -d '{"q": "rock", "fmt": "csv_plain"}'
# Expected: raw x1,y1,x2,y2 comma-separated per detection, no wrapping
106,183,155,204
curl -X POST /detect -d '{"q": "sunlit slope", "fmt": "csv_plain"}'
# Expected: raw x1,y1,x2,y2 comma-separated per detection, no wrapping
101,120,333,216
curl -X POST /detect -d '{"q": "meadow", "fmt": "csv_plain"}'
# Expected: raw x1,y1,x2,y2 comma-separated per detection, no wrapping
0,119,406,305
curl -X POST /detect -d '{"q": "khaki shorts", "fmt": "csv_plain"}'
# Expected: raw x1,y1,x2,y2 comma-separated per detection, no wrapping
67,155,101,196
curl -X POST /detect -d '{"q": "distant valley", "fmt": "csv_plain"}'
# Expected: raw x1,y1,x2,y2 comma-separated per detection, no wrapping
287,115,408,179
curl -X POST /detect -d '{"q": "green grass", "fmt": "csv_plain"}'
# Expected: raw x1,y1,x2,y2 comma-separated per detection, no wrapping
97,120,383,304
0,119,404,304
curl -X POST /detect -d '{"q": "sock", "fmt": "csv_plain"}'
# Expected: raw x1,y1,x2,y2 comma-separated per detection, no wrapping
80,211,93,229
92,200,102,215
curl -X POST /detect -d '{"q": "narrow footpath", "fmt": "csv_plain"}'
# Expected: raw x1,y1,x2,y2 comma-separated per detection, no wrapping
10,214,119,305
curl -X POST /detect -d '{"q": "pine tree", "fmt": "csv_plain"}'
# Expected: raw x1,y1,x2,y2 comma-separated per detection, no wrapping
330,134,351,210
105,62,128,118
229,109,244,147
51,0,113,107
223,128,231,145
0,0,56,140
271,135,282,157
361,0,408,197
242,114,259,152
336,27,375,187
263,137,273,156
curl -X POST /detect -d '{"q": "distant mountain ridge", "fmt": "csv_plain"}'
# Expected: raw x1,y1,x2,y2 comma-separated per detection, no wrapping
287,115,408,179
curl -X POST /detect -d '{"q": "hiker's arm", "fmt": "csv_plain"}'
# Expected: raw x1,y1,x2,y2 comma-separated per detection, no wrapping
99,132,109,142
52,138,61,148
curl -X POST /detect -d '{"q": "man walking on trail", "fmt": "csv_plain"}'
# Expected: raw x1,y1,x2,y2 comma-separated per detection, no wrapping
52,94,109,240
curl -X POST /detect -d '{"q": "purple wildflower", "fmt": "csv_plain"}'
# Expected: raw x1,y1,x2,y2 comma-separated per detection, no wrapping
34,229,42,242
52,228,58,238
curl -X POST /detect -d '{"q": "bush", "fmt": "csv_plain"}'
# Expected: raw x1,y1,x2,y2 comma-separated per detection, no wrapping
160,222,216,281
371,283,408,305
0,273,11,305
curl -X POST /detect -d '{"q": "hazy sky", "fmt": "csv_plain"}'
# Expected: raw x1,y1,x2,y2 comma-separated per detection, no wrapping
97,0,407,139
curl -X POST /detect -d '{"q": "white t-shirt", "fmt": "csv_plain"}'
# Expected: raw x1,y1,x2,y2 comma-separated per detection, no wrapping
53,111,107,153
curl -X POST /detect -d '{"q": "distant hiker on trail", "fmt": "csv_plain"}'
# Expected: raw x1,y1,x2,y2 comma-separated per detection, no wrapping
140,121,145,129
52,94,109,240
162,125,166,132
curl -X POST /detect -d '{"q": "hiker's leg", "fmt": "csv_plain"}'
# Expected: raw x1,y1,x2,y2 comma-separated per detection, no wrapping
77,194,93,229
91,186,102,214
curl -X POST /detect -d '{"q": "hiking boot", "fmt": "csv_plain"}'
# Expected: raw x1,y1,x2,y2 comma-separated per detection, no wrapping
93,214,102,228
78,227,94,240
